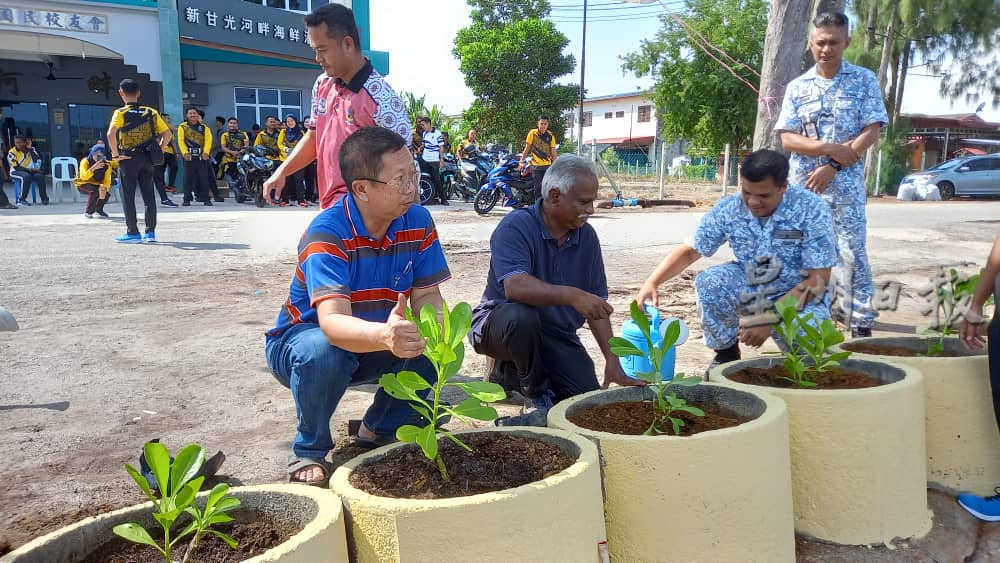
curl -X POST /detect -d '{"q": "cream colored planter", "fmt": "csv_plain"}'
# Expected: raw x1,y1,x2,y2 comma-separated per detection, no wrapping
547,383,794,563
1,484,348,563
834,336,998,495
711,358,932,546
330,427,606,563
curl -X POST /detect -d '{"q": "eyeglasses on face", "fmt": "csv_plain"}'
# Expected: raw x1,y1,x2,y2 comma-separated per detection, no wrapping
357,171,421,193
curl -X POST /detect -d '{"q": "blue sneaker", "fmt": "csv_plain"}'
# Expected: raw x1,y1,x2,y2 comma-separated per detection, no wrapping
495,390,555,427
115,233,143,244
142,232,156,243
957,488,1000,521
161,199,178,208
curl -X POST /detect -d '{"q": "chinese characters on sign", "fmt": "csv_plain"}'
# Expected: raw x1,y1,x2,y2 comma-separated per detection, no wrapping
183,6,310,46
0,6,109,33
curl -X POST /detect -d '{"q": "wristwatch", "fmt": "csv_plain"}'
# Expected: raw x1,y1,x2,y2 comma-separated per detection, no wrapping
827,158,843,171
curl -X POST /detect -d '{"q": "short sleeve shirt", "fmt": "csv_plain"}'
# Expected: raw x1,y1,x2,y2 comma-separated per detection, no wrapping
310,60,412,210
110,103,169,152
775,62,888,205
525,129,556,166
470,200,608,341
421,129,443,163
692,188,838,293
266,194,451,342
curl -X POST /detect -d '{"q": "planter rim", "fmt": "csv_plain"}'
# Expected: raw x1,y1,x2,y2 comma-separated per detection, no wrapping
330,426,597,509
832,335,987,359
547,381,787,442
2,484,342,563
713,356,922,397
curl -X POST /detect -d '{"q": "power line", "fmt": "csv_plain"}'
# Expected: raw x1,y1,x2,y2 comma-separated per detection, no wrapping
550,2,681,12
550,13,669,22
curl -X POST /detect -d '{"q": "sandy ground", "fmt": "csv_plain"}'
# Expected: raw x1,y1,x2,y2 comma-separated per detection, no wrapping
1,189,999,555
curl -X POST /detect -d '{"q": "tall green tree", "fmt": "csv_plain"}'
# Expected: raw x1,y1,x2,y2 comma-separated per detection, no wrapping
453,0,578,147
622,0,767,151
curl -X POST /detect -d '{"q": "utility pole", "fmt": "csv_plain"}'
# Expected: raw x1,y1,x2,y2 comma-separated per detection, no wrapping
752,0,812,151
575,0,588,155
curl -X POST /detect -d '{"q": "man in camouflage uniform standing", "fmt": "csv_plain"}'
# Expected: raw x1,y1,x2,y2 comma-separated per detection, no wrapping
775,11,888,337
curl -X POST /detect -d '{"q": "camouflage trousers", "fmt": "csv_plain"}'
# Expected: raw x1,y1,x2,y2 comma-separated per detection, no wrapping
695,262,831,350
829,201,876,329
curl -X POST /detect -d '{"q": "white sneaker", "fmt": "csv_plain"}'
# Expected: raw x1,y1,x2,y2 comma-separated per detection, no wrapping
84,213,94,219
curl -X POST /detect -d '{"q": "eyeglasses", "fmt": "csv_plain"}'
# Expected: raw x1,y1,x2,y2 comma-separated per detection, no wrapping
358,171,421,193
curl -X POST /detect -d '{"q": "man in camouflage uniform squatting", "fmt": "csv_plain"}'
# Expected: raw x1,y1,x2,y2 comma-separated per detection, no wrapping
637,150,838,371
775,11,889,338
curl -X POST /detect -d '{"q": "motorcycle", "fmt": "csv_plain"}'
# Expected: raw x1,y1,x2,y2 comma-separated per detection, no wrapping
454,150,494,202
414,156,436,206
473,154,537,215
234,145,279,208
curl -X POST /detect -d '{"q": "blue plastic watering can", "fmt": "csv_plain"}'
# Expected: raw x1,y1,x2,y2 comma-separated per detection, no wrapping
619,305,688,381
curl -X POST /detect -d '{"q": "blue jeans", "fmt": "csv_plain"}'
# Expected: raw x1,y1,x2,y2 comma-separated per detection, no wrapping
265,323,436,459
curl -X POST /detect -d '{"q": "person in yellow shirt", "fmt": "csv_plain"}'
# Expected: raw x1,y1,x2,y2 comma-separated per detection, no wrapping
7,135,47,205
277,114,308,207
218,117,250,185
519,115,557,202
254,116,284,204
75,144,112,219
107,78,171,243
177,106,216,206
161,113,180,193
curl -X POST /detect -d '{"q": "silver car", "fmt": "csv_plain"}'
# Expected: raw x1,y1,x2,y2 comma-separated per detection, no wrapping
898,155,1000,199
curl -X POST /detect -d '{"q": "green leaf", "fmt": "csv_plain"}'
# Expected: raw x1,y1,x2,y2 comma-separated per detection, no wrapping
143,441,171,499
396,424,423,444
153,508,180,529
454,381,507,402
674,404,705,417
213,497,241,513
801,323,821,346
206,513,235,525
409,402,433,422
419,303,440,345
670,375,702,387
113,523,164,553
441,300,452,352
449,302,473,347
124,463,156,502
669,417,684,435
826,351,852,363
169,444,205,497
416,424,438,461
797,379,818,388
204,483,230,514
397,370,432,391
661,320,681,350
629,301,651,339
171,519,199,546
449,397,500,420
379,373,421,402
438,340,456,365
441,344,465,380
209,530,239,548
609,336,645,358
175,480,199,511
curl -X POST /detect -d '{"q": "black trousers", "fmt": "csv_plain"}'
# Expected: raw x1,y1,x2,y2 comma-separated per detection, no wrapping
472,302,599,401
163,152,179,187
531,165,549,202
304,161,317,202
284,168,306,203
11,170,47,203
152,162,169,201
183,158,213,203
419,159,446,202
119,152,157,235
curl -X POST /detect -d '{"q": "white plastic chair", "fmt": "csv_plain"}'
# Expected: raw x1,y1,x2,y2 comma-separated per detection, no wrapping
50,157,79,203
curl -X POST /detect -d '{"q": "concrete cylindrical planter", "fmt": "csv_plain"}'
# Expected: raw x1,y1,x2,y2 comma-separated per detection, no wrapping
330,427,606,563
711,358,932,546
547,383,795,563
834,336,998,495
1,484,348,563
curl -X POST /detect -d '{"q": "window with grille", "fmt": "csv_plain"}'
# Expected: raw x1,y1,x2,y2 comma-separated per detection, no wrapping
582,111,593,127
234,87,303,130
638,105,651,123
615,110,624,118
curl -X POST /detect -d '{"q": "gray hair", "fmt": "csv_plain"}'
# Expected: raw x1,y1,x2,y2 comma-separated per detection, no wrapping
541,154,598,200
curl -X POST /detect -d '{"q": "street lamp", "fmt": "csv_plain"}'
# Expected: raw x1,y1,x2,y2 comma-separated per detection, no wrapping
575,0,655,156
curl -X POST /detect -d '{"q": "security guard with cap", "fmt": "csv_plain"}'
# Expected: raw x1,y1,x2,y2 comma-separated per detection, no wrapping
107,78,171,243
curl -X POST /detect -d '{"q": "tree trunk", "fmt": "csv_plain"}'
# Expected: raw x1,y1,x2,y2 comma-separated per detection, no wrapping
864,4,878,51
865,3,898,192
892,40,911,129
753,0,813,151
887,43,901,127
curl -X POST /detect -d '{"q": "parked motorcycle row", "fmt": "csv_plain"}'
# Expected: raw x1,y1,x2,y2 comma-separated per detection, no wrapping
417,148,538,215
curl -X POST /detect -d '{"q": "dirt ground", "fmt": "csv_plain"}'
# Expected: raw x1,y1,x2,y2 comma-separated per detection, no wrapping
1,188,998,557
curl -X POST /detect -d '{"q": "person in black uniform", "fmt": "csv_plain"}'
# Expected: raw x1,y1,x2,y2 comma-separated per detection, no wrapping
107,79,171,243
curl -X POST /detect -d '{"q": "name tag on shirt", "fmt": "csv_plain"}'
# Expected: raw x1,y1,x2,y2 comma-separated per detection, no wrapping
773,229,803,240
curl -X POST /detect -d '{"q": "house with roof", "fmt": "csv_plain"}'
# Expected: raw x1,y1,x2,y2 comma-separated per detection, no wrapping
901,113,1000,170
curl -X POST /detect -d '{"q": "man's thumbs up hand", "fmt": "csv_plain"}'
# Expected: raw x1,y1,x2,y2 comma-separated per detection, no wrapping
383,293,424,358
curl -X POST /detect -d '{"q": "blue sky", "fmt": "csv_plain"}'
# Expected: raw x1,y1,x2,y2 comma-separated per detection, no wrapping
368,0,999,122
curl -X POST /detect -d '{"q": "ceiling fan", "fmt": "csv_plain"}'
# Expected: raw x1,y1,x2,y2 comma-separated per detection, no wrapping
44,61,85,81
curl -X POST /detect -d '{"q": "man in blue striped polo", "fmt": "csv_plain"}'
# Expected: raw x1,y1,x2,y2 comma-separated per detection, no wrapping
265,127,450,485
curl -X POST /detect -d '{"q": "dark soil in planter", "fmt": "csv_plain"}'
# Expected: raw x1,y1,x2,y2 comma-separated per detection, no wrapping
79,511,298,563
844,341,965,358
728,365,882,389
349,432,575,499
567,400,750,436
